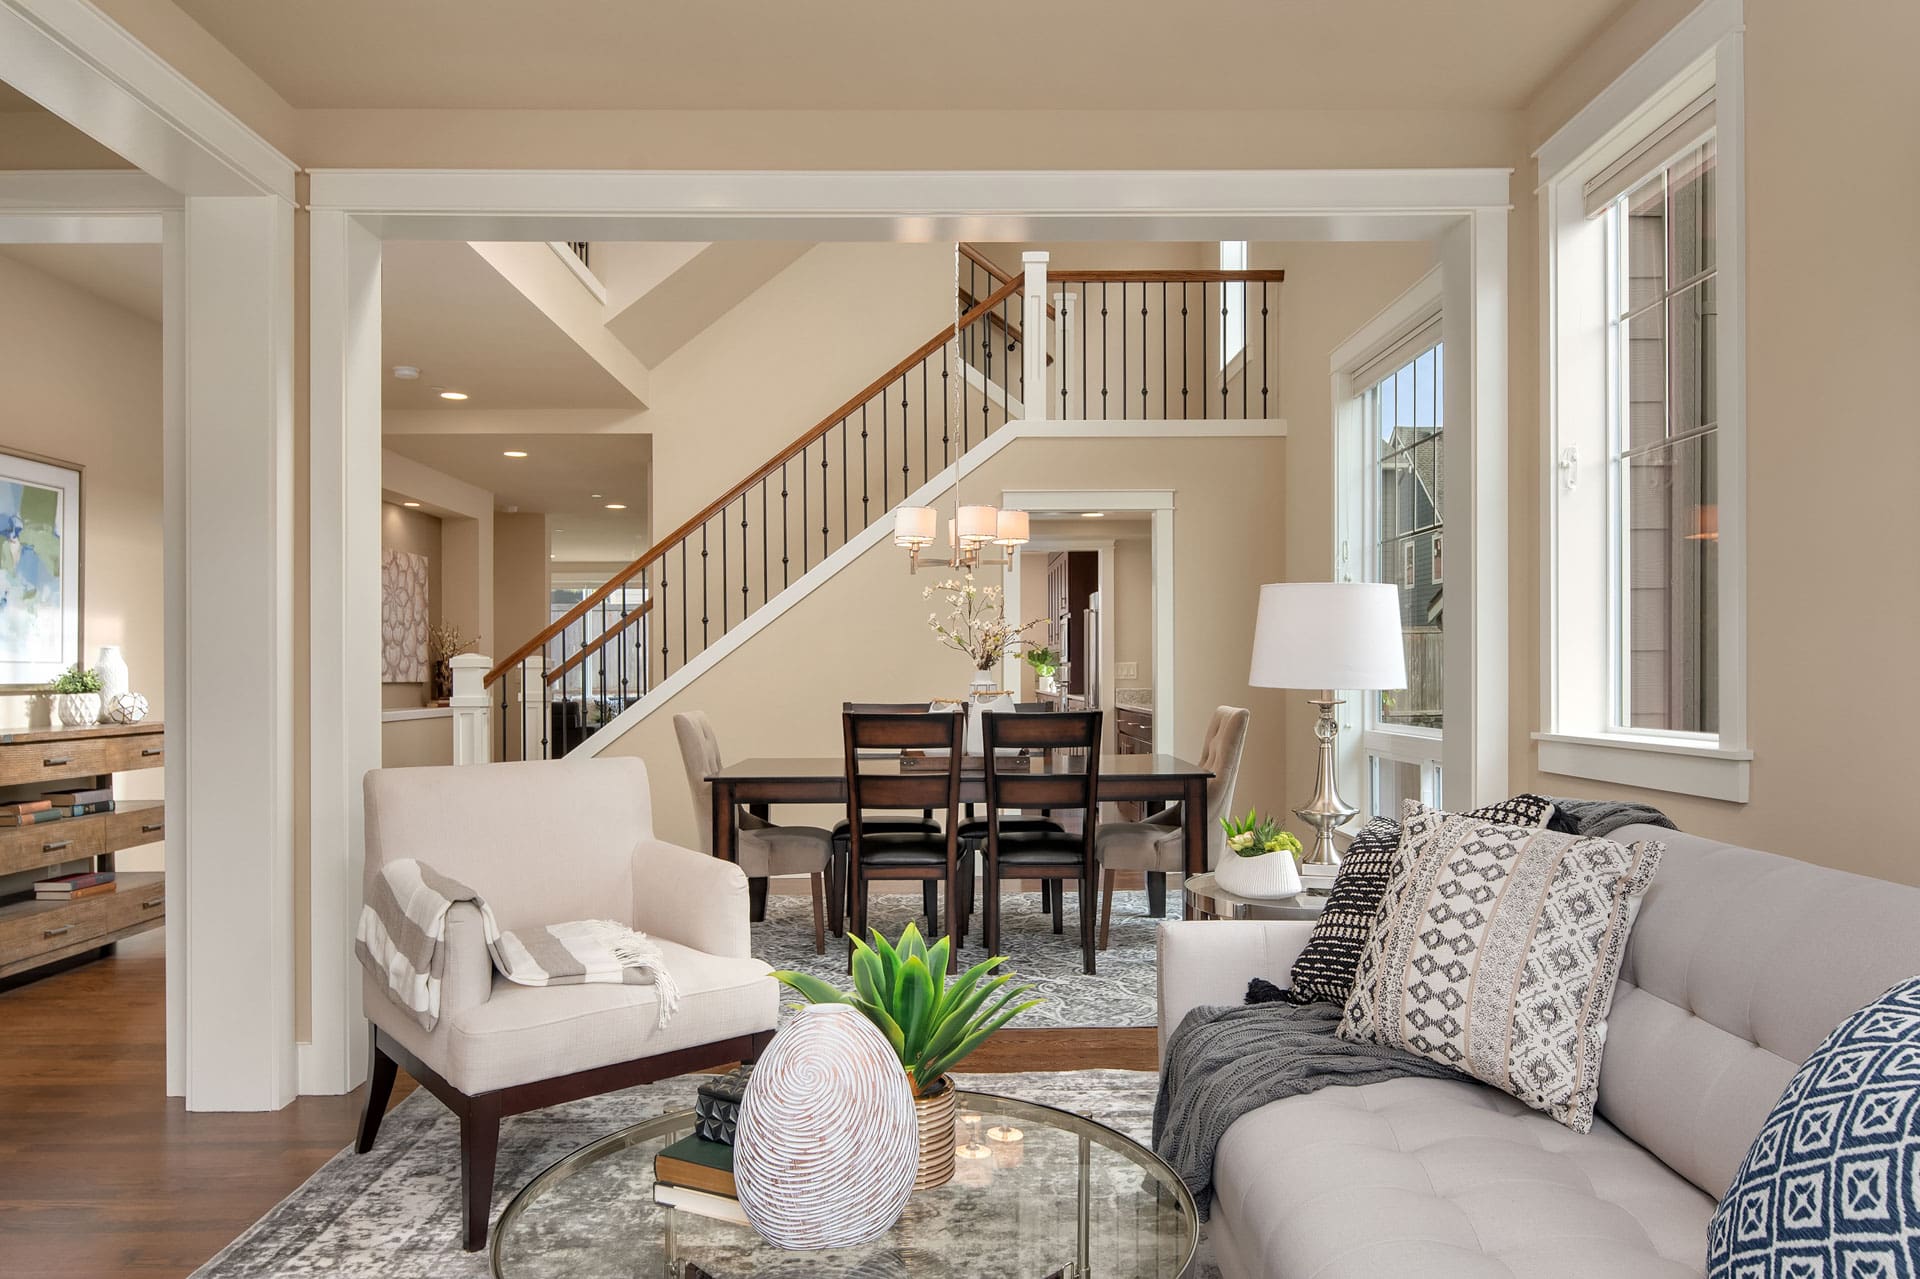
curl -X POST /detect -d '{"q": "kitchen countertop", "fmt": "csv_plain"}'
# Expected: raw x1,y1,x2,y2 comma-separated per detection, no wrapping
1115,687,1154,710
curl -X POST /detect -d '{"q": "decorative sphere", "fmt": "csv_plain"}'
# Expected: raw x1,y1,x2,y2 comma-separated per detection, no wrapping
106,692,150,724
734,1003,917,1249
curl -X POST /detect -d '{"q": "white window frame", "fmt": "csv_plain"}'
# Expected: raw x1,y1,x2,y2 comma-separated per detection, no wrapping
1535,0,1750,802
1332,268,1447,817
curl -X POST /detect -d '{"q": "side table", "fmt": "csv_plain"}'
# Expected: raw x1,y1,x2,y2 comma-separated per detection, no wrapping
1182,871,1328,921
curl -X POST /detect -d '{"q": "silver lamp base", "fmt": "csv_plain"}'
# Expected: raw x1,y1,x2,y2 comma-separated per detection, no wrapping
1293,695,1357,867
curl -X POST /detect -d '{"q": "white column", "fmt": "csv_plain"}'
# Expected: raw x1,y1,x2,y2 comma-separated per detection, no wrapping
1022,251,1049,419
166,195,298,1111
520,656,549,761
450,654,493,765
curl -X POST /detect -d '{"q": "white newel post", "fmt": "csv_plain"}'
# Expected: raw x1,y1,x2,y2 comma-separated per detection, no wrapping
519,656,549,761
1023,251,1049,419
450,654,492,764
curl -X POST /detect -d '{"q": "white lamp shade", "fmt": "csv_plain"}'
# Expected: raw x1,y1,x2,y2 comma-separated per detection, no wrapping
893,505,936,546
993,509,1029,546
957,505,998,545
1248,582,1408,691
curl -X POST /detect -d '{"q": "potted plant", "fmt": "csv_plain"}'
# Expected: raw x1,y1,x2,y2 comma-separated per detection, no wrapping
1216,808,1306,899
1023,644,1060,695
924,573,1045,698
773,923,1041,1190
47,664,104,729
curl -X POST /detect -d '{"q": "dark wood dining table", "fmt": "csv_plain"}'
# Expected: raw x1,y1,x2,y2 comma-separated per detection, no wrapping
707,752,1216,920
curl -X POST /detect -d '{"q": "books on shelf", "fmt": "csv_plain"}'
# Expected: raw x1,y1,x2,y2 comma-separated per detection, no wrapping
655,1133,737,1198
35,871,117,899
42,789,112,808
0,808,65,826
652,1183,749,1227
0,799,53,816
60,800,114,818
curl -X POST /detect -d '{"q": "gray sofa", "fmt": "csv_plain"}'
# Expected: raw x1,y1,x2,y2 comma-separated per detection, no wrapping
1158,827,1920,1278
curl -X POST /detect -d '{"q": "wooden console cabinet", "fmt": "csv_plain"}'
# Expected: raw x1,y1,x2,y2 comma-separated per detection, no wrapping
0,722,165,981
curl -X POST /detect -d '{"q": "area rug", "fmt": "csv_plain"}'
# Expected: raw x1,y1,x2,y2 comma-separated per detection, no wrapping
189,1069,1218,1278
758,884,1181,1028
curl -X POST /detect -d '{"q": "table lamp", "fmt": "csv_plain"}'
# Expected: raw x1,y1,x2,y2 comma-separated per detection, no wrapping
1248,582,1408,866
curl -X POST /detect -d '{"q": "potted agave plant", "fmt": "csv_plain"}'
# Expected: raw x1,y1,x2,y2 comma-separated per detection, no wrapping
773,924,1041,1191
1215,808,1305,899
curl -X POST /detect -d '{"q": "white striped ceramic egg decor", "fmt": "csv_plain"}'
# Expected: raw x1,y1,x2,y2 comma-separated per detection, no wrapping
734,1003,918,1250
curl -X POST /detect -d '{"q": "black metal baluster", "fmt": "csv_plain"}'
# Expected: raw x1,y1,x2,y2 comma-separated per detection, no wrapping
535,656,548,760
800,443,810,572
880,396,888,513
1221,283,1230,416
700,523,710,649
1242,275,1250,419
982,307,994,438
1181,283,1190,419
719,502,728,632
759,482,768,605
659,559,671,681
941,346,951,466
1080,284,1088,418
1060,291,1071,418
822,427,831,560
1100,282,1109,418
1261,281,1270,418
680,542,689,663
961,319,970,450
900,375,910,500
1161,281,1169,418
598,595,608,722
920,362,929,487
498,671,508,761
781,462,790,587
618,579,628,709
740,495,749,624
1200,281,1207,413
860,407,870,529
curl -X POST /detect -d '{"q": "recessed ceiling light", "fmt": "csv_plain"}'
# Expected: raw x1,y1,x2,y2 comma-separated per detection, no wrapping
1081,511,1107,518
591,493,603,499
502,450,528,458
438,390,468,401
604,503,627,510
392,365,419,380
401,501,421,508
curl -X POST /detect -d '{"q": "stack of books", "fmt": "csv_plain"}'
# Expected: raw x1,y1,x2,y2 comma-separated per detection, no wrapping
0,789,116,826
0,799,60,827
653,1132,746,1225
35,870,117,900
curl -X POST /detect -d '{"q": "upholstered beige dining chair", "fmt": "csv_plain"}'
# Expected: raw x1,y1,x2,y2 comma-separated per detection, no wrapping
1093,704,1250,948
357,756,777,1252
674,710,834,954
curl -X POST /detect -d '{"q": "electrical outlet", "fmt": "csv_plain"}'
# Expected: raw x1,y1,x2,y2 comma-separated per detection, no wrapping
1117,662,1138,680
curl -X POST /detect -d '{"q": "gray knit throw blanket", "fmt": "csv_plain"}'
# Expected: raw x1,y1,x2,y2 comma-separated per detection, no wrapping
1153,999,1455,1218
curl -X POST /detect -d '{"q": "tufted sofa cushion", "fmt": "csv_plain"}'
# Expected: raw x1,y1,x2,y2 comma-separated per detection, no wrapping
1209,1075,1714,1279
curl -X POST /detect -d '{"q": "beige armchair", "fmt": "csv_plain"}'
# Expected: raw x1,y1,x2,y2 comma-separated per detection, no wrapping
355,756,777,1251
1094,705,1250,947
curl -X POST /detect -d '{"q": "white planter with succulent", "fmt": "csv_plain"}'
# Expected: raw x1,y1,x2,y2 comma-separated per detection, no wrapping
1215,808,1306,898
48,663,104,729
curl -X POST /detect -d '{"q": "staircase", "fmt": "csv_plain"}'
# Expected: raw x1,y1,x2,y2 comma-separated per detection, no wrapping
481,251,1283,762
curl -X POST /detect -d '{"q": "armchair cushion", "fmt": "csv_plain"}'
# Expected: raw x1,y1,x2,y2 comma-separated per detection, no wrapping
372,938,776,1095
631,839,753,959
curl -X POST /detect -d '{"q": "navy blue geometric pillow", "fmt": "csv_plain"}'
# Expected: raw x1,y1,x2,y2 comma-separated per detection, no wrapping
1709,975,1920,1279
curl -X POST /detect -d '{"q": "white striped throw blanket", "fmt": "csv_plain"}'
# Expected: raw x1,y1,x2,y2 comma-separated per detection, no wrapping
355,858,680,1033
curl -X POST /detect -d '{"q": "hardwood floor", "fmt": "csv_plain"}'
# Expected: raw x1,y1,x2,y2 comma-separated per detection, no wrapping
0,928,1157,1278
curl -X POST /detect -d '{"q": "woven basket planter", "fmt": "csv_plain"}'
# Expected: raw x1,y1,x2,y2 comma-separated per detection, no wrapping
913,1076,958,1191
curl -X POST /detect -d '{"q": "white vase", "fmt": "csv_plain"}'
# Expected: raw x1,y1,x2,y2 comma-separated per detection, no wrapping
969,667,999,696
735,1004,918,1250
94,645,128,705
53,692,101,729
1215,849,1304,899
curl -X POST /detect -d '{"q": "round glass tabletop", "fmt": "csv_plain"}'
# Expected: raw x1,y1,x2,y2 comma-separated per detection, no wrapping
492,1090,1197,1279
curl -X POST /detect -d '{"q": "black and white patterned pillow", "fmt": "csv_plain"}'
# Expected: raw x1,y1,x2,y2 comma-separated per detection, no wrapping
1284,793,1555,1006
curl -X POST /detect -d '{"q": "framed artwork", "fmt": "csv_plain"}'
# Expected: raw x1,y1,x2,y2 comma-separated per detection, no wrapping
381,547,429,682
0,450,82,689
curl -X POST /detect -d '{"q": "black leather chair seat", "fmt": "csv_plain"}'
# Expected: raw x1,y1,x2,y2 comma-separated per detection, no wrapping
991,831,1088,865
853,831,951,867
834,816,940,838
959,815,1064,838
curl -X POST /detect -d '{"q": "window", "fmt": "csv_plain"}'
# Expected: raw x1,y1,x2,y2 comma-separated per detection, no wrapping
548,580,650,710
1219,240,1247,369
1536,10,1748,802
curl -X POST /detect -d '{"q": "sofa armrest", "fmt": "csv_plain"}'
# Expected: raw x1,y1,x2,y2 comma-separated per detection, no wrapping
1156,920,1317,1063
632,839,752,958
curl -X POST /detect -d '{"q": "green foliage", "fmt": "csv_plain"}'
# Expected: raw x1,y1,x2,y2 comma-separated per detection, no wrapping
1022,645,1060,677
772,923,1042,1097
1219,807,1304,860
47,664,102,694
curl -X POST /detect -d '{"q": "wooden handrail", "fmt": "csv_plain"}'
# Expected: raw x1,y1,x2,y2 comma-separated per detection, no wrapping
1049,269,1287,282
544,598,653,686
486,271,1029,686
960,245,1055,319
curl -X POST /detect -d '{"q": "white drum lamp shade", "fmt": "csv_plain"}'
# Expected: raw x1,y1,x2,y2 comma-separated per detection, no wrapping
894,505,937,548
956,505,998,546
1249,582,1407,691
993,509,1029,547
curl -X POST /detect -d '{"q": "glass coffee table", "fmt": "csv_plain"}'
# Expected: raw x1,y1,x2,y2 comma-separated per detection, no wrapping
492,1090,1197,1278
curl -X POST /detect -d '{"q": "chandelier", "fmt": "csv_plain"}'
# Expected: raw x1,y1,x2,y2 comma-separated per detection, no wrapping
894,242,1028,572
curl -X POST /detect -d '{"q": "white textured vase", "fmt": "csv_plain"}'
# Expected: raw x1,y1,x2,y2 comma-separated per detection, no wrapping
735,1004,918,1250
53,692,100,729
1215,850,1304,899
94,646,128,705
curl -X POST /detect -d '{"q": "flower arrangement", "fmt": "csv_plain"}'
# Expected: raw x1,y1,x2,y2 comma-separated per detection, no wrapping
1220,808,1305,861
47,664,103,694
429,622,479,662
773,923,1041,1098
923,573,1045,672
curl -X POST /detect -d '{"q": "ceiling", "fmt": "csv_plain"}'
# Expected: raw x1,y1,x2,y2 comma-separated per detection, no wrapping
0,244,162,321
382,432,651,563
170,0,1626,111
382,241,640,410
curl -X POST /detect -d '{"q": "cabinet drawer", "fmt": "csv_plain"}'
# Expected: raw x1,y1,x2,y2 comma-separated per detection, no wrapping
0,896,110,965
107,875,166,934
0,820,106,877
1115,707,1153,737
0,732,162,786
101,803,166,852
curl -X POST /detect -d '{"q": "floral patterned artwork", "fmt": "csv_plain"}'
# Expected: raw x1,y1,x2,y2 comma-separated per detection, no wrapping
381,548,429,683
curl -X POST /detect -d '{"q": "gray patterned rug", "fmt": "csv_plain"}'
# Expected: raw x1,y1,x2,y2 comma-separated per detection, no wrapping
189,1070,1217,1278
758,885,1178,1028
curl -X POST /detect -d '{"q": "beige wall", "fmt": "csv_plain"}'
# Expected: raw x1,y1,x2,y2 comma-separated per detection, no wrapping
1114,537,1153,689
379,501,442,710
1501,0,1920,885
380,713,454,768
491,512,550,663
0,252,166,876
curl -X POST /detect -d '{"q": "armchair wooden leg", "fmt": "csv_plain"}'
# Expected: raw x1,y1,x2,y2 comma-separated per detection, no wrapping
355,1030,399,1154
1099,869,1116,952
748,876,769,923
460,1095,502,1252
809,872,826,955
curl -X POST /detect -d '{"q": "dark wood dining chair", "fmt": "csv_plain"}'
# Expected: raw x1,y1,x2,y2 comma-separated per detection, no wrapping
963,700,1069,914
842,710,967,970
837,702,945,929
980,710,1102,975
